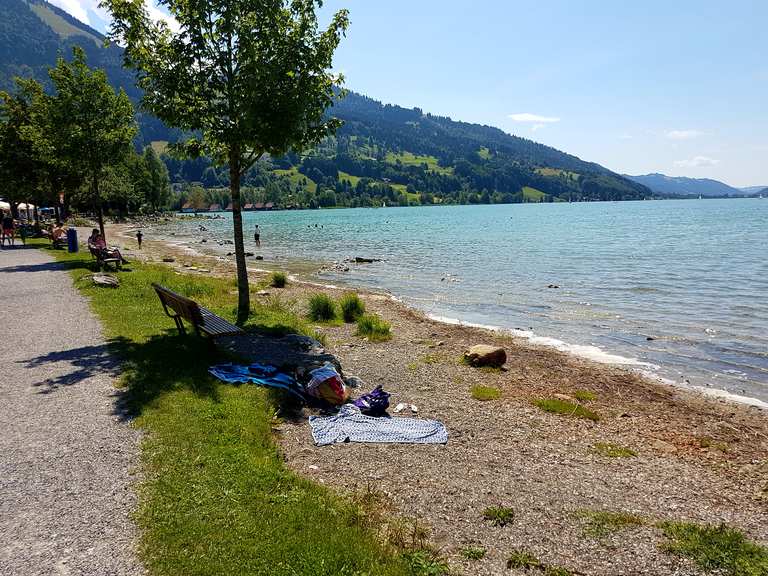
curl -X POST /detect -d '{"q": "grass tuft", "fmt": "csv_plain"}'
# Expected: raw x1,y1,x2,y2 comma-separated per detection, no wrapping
269,271,287,288
356,313,392,342
339,292,366,323
533,398,600,421
507,550,542,570
506,550,572,575
483,506,514,527
402,550,450,576
308,293,338,322
471,385,501,401
576,510,645,538
573,390,596,402
659,521,768,576
460,546,486,560
592,442,636,458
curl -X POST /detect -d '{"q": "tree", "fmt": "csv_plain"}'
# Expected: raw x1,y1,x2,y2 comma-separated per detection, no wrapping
187,185,208,212
0,80,46,217
47,47,136,240
142,146,171,211
104,0,349,324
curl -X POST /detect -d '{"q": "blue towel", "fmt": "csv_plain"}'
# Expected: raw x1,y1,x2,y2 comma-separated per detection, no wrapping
208,363,305,399
309,404,448,446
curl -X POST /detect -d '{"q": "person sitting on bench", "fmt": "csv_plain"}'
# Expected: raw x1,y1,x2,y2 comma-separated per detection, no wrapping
51,222,67,248
87,229,127,263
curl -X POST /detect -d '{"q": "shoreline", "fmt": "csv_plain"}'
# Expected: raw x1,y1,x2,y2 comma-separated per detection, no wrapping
111,220,768,413
104,221,768,575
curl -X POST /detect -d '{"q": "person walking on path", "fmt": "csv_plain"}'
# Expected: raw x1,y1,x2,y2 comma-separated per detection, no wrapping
0,247,144,576
136,230,143,249
253,224,261,248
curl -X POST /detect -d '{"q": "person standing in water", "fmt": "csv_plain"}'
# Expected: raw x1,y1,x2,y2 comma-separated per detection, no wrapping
136,230,143,249
253,224,261,247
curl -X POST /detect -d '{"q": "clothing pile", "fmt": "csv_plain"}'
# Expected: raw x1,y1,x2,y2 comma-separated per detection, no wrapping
208,361,449,446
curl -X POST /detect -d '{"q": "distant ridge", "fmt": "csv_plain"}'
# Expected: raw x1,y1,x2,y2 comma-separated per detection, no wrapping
2,0,654,202
624,173,747,197
740,185,768,195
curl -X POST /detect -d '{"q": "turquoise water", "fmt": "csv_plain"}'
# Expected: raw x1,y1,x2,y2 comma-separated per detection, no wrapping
158,199,768,404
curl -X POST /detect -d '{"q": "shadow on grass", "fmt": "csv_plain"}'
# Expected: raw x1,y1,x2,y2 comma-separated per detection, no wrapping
108,332,221,420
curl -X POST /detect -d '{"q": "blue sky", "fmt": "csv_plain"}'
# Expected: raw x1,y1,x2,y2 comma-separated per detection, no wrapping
51,0,767,187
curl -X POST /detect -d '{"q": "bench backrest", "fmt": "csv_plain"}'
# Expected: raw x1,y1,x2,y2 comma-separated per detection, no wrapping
152,283,204,325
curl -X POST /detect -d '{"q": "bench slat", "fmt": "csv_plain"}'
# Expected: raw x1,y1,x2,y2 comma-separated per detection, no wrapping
153,283,244,338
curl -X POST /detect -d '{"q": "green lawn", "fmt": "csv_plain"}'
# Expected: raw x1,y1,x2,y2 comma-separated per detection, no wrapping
522,186,547,201
385,151,453,175
274,167,318,193
36,240,408,576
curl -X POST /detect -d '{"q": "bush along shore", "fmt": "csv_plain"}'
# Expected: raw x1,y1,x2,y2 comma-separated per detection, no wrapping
46,229,768,575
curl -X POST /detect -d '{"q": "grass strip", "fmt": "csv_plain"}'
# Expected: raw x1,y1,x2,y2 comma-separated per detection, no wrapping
37,240,408,576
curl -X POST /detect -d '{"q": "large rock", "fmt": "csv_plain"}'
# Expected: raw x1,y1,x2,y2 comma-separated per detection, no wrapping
464,344,506,368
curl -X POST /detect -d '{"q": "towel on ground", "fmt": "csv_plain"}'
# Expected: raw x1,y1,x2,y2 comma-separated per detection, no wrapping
309,404,448,446
208,362,304,399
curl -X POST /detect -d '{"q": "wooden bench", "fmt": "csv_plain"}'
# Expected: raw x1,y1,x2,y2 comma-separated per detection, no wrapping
152,283,244,339
89,246,121,271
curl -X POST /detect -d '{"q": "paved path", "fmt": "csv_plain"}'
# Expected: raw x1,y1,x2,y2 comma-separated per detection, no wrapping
0,246,143,576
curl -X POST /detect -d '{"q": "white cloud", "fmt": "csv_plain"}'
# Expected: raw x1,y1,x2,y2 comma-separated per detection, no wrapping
673,156,719,168
509,113,560,124
666,129,704,140
48,0,97,25
619,132,633,140
49,0,177,33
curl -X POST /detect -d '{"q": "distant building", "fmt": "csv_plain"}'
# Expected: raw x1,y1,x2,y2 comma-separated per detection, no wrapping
243,203,254,211
208,203,221,212
181,201,196,213
264,202,274,210
225,202,233,211
254,202,265,210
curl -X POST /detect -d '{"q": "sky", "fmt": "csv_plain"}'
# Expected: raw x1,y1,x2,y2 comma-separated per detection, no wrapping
49,0,768,187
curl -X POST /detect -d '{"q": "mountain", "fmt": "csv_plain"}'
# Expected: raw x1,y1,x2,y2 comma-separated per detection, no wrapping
740,185,768,195
624,173,746,198
1,0,654,206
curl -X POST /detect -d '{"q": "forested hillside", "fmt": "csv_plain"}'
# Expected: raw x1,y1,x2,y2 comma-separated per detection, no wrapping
1,0,654,208
624,173,747,198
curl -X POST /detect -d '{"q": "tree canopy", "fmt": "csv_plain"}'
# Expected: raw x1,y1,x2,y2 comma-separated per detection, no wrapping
104,0,350,323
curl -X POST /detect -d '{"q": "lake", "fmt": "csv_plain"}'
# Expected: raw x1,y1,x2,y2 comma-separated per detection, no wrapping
157,198,768,405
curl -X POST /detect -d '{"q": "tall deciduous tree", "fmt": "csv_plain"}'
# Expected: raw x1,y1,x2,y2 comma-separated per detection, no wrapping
47,47,136,240
0,79,46,217
103,0,349,324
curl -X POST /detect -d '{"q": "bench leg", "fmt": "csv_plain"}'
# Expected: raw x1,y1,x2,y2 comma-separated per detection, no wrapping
174,316,186,335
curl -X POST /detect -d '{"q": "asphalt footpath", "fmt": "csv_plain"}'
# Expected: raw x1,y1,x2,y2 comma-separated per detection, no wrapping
0,245,144,576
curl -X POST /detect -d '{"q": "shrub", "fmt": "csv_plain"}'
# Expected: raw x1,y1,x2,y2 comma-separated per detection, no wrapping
471,385,501,401
339,292,366,322
356,313,392,342
308,293,337,322
269,271,287,288
533,398,600,421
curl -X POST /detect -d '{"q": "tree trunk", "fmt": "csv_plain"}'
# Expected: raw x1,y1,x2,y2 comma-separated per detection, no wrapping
229,145,250,325
94,173,105,242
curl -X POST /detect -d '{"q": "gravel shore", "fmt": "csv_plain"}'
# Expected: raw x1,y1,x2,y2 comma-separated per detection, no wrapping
0,246,143,576
115,224,768,575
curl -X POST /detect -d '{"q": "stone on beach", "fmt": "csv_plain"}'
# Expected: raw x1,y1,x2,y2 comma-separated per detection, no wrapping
464,344,506,367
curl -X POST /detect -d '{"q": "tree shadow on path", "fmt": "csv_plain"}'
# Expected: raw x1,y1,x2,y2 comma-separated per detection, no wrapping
20,343,121,393
19,332,221,421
